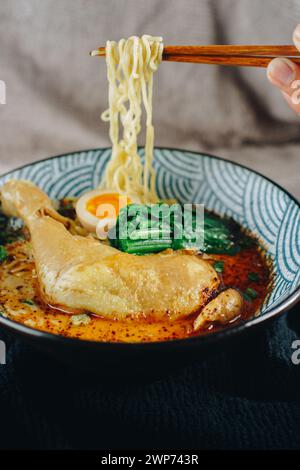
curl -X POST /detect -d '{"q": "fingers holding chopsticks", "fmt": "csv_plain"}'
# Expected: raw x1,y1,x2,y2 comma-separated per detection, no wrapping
267,24,300,115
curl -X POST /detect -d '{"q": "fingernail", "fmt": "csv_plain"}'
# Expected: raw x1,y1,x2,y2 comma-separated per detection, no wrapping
294,24,300,43
267,58,296,86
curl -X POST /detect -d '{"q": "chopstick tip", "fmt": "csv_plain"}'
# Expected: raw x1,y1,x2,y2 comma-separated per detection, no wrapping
90,49,105,57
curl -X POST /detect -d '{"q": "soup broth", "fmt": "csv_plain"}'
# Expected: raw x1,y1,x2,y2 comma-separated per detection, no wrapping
0,233,271,343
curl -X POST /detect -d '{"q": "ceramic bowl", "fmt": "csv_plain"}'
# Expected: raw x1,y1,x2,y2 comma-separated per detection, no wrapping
0,148,299,376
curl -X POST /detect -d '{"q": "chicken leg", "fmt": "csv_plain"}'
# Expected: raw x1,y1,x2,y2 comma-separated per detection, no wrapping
1,180,221,320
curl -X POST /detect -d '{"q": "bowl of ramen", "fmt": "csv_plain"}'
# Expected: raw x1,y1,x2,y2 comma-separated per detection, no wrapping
0,147,299,375
0,36,299,375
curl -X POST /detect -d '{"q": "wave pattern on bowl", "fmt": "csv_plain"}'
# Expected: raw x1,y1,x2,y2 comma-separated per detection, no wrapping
1,147,299,315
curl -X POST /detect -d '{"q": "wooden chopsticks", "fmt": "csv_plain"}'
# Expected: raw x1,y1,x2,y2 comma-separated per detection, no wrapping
90,45,300,68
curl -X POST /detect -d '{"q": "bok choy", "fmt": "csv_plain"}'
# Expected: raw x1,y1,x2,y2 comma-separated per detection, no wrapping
108,203,254,256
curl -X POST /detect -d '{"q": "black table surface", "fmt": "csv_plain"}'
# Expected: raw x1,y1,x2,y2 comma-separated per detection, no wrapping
0,307,300,450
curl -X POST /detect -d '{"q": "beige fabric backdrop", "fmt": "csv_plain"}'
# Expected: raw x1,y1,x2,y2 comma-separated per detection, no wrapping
0,0,299,197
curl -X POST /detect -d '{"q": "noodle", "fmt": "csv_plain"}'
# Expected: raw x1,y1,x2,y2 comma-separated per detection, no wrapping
100,35,163,203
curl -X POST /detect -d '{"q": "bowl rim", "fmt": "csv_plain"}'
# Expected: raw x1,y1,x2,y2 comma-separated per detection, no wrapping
0,145,299,350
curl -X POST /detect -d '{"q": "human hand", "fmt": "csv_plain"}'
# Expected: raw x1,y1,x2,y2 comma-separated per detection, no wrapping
267,24,300,115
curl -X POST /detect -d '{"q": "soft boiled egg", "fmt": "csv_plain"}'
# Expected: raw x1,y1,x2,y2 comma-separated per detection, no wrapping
76,190,134,239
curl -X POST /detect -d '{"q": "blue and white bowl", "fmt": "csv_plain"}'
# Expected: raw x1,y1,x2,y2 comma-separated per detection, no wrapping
0,147,299,373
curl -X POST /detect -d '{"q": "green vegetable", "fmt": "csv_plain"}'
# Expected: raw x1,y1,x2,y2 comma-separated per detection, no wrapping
109,203,174,255
109,204,256,256
0,212,25,245
248,272,260,282
213,261,225,273
117,238,172,255
201,213,239,255
0,246,8,263
21,299,35,306
243,287,258,301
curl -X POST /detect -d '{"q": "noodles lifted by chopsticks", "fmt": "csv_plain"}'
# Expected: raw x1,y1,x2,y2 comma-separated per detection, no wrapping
100,35,163,203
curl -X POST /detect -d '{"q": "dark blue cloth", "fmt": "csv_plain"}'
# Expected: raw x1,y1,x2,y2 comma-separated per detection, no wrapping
0,308,300,450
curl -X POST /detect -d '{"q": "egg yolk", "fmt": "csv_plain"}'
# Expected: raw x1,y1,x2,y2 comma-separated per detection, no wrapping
86,193,131,219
